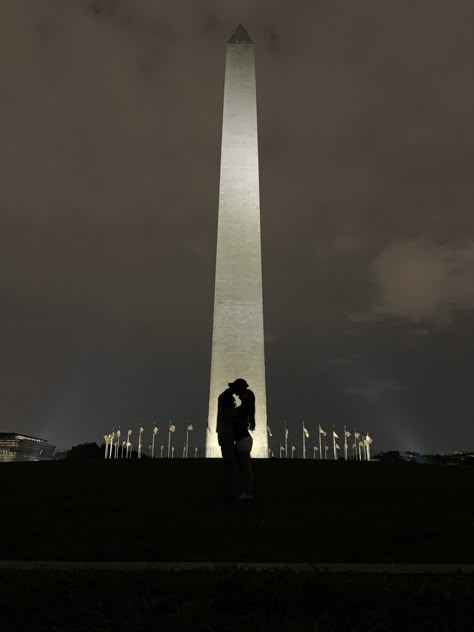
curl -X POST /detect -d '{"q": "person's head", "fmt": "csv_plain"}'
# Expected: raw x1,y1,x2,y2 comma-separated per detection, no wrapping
228,378,249,396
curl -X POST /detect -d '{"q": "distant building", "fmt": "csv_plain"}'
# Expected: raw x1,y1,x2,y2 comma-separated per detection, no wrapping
0,433,56,463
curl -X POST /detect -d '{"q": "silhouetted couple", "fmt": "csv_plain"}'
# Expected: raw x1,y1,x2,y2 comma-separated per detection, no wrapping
216,378,255,501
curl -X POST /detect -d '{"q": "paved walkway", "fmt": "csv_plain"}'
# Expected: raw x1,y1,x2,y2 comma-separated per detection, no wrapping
0,561,473,573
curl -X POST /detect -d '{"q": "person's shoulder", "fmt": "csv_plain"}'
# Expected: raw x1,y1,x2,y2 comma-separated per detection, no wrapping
218,389,234,404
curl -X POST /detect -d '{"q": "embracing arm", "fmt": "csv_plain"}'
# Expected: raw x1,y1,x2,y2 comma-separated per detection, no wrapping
246,391,256,431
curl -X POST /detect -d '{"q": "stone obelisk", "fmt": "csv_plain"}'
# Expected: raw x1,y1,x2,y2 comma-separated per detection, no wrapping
206,25,268,459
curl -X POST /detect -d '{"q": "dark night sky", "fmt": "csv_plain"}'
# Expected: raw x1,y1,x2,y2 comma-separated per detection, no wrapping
1,0,473,453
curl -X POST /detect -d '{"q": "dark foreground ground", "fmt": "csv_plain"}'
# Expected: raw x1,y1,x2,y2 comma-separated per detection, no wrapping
2,460,474,630
1,568,473,631
1,459,474,562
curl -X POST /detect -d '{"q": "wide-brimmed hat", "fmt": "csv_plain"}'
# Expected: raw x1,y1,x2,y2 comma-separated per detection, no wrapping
228,378,249,389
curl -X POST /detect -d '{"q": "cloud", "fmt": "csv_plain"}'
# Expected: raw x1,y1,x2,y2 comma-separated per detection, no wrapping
345,378,403,400
353,239,474,324
329,356,351,366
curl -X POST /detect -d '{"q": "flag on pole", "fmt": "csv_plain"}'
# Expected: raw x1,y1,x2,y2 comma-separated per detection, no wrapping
127,428,132,438
319,425,327,436
169,424,176,432
344,430,351,438
153,425,158,435
139,426,144,433
267,426,273,437
187,424,194,431
335,443,340,450
285,427,288,439
333,431,339,439
364,433,373,460
354,432,360,439
303,426,310,439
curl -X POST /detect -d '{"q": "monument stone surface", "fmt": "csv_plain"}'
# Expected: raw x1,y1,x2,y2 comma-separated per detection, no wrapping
206,25,268,459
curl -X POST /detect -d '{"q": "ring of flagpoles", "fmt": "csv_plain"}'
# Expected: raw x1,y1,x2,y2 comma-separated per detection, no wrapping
102,423,373,461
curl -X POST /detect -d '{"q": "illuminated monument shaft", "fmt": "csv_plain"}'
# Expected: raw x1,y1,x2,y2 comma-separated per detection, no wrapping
206,25,268,458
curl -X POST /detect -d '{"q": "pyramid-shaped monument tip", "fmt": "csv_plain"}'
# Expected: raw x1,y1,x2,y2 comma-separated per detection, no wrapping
228,24,253,44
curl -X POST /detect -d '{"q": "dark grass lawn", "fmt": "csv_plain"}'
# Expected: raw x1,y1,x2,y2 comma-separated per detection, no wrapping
1,569,474,631
1,459,474,562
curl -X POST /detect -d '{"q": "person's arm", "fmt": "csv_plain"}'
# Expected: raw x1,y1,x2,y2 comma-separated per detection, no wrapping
247,391,256,431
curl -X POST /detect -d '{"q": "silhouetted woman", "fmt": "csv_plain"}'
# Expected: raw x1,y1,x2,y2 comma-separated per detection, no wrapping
234,388,255,500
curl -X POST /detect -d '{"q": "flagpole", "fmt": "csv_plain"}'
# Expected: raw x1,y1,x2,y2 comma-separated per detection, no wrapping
366,434,372,461
333,428,336,461
319,427,322,460
186,429,189,459
126,429,132,459
104,435,108,459
344,425,347,461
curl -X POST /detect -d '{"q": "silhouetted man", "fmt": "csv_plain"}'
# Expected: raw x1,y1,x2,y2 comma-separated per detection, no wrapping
216,382,237,499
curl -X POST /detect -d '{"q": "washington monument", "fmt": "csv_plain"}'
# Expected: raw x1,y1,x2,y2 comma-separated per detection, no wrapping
206,25,268,458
